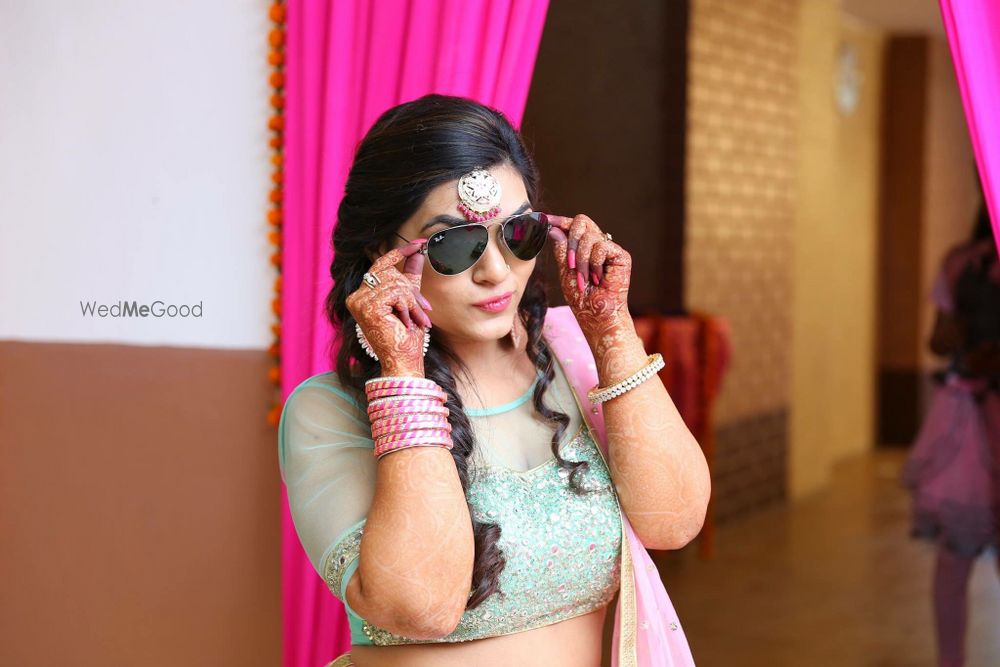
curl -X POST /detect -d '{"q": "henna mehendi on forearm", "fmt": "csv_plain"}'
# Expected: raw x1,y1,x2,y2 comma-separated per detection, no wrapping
548,215,712,550
342,239,475,637
347,446,474,638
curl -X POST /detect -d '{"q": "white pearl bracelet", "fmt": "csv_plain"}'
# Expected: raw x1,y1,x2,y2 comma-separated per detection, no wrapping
587,353,665,404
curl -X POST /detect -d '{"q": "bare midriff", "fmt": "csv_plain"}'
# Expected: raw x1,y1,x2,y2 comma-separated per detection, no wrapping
348,604,608,667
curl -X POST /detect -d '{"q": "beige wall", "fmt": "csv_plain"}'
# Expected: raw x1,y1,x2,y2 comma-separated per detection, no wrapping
686,0,798,427
827,18,882,465
687,0,884,503
685,0,799,519
791,2,884,498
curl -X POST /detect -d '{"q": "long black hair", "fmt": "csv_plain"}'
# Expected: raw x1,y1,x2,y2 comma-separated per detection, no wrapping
325,94,594,609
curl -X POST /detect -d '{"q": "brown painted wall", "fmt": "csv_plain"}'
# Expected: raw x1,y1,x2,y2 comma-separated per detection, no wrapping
876,36,979,446
877,37,928,446
0,341,281,665
522,0,688,314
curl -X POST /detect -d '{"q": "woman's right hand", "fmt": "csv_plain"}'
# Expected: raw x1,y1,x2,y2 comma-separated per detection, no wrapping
346,239,434,377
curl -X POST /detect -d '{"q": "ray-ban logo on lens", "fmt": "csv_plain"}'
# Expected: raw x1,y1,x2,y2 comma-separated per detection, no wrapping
80,300,204,318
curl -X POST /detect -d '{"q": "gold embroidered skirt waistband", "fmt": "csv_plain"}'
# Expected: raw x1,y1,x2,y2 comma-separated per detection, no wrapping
327,653,354,667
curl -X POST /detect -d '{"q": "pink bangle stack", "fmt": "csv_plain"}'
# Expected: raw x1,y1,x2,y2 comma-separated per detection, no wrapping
365,376,453,459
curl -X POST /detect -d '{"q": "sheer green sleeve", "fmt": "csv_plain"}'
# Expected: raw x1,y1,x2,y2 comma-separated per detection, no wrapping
278,373,375,603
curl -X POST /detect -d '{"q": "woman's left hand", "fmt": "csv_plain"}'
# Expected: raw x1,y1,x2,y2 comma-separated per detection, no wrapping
547,214,633,345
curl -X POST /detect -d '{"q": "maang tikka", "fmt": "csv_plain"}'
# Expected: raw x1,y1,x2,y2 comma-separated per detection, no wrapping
456,166,502,222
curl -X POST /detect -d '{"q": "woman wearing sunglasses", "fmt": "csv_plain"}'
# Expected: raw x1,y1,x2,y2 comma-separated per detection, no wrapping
279,94,709,667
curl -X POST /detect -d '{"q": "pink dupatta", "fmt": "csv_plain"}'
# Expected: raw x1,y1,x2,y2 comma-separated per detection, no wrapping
543,305,698,667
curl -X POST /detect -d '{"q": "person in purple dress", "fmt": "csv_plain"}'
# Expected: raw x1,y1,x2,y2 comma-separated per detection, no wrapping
901,201,1000,667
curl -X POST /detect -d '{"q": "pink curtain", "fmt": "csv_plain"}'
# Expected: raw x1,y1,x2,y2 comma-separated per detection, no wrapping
280,1,550,665
939,0,1000,248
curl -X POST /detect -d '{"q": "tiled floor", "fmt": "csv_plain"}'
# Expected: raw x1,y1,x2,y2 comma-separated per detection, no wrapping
654,449,1000,667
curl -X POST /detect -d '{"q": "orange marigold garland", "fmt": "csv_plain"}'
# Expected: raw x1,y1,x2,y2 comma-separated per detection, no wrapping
266,0,286,428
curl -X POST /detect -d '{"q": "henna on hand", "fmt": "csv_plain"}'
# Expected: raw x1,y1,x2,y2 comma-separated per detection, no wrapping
346,240,433,377
547,214,634,353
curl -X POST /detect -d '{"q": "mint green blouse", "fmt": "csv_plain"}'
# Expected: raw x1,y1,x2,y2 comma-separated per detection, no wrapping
278,361,622,646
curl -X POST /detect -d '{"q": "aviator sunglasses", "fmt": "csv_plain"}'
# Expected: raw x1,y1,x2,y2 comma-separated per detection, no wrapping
395,211,553,276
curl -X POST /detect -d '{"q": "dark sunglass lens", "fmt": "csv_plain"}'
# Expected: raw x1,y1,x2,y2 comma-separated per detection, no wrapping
503,213,550,260
426,225,489,275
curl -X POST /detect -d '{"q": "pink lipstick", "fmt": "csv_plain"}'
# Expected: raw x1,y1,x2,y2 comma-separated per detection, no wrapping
473,291,513,313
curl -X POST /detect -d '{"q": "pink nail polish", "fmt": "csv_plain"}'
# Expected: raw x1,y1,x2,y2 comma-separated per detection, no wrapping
567,249,576,270
591,270,599,285
576,272,585,291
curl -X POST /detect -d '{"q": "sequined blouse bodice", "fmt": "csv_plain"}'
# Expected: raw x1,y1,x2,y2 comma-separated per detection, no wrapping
364,425,622,645
280,350,624,648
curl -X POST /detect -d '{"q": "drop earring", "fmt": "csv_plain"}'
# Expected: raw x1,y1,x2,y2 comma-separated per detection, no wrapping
507,314,525,349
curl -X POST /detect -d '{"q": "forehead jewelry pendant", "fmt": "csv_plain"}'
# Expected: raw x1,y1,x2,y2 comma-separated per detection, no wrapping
456,166,502,222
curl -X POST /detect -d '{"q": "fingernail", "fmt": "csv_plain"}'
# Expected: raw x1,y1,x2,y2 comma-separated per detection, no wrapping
576,272,585,292
411,237,428,244
568,249,576,270
591,270,599,286
418,294,433,310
